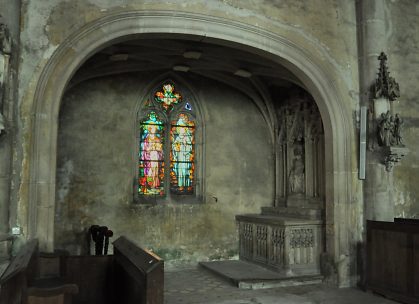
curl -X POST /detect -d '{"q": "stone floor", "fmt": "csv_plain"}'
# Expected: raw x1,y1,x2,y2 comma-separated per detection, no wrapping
164,265,399,304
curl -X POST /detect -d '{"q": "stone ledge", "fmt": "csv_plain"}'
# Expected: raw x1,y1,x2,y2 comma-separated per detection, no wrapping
236,214,323,225
261,206,324,220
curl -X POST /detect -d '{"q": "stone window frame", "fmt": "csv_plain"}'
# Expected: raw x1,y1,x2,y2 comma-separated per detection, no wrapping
133,79,204,205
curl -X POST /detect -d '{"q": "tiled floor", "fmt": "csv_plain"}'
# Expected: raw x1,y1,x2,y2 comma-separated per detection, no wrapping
164,266,399,304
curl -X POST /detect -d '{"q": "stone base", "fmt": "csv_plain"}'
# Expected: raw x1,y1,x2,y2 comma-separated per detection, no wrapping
199,260,323,289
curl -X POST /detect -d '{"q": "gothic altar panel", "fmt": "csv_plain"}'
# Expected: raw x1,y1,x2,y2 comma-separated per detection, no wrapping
236,215,323,276
236,92,325,278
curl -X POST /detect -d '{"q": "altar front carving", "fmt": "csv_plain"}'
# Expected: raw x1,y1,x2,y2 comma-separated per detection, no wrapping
236,92,325,278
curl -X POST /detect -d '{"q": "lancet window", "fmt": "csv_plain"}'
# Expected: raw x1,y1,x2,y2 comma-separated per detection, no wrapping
137,81,200,202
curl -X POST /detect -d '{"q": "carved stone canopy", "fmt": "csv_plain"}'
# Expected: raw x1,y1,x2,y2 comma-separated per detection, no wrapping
373,52,400,102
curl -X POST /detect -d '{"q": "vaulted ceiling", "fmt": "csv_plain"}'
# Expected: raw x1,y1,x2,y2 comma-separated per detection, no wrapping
70,37,304,93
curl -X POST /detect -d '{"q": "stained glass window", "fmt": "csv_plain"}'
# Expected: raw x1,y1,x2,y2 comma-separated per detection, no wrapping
137,81,200,202
170,113,195,194
138,112,165,196
154,83,182,112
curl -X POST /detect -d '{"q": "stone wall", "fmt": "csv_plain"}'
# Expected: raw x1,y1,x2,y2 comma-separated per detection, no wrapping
14,0,360,254
1,0,361,284
55,72,273,265
387,0,419,218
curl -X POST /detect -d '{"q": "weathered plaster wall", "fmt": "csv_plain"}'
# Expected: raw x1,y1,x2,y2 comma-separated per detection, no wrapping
388,0,419,218
55,73,273,265
15,0,360,250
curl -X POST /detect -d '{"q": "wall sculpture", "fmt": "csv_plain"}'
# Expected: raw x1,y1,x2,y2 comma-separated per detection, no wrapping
372,52,408,171
276,95,325,207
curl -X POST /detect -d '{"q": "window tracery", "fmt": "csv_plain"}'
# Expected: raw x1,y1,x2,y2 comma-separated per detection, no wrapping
136,81,200,203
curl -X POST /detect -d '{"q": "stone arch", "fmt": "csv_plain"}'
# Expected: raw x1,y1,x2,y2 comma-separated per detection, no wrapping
28,11,354,285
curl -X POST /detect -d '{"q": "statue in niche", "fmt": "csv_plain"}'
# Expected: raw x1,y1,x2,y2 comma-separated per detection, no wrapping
289,146,305,194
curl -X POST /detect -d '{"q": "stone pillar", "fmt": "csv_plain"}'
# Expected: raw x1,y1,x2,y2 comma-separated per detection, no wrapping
0,0,21,258
358,0,394,222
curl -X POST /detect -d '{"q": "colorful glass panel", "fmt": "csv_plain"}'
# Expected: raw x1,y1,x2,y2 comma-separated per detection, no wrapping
139,112,165,196
170,114,195,194
154,83,182,112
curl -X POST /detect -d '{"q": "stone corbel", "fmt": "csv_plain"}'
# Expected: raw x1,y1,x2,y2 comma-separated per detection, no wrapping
383,146,409,172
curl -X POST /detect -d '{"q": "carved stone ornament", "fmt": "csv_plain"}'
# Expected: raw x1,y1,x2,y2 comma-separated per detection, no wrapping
377,111,404,147
290,228,314,248
373,52,400,101
372,52,409,171
0,112,5,136
383,146,409,172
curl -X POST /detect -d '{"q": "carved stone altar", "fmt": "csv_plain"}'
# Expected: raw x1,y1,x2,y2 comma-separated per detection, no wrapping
236,214,323,276
236,92,325,278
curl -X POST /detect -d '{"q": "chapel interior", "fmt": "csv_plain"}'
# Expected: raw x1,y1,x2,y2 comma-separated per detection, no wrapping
0,1,418,304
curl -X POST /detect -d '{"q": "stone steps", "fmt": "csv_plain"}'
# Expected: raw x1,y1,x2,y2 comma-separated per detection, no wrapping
199,260,323,290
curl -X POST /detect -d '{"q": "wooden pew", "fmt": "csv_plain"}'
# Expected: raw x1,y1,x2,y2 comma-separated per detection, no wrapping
0,236,164,304
367,220,419,304
61,255,113,304
0,240,78,304
113,237,164,304
0,239,38,304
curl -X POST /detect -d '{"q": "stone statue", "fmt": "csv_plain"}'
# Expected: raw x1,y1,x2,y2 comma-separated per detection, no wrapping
0,112,5,136
377,112,386,146
378,111,390,146
289,147,305,194
377,111,405,147
0,21,11,55
394,114,404,146
0,19,11,138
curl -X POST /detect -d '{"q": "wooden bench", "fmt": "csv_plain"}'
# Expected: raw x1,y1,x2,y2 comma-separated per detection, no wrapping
367,220,419,304
0,237,164,304
0,236,164,304
0,239,78,304
57,237,163,304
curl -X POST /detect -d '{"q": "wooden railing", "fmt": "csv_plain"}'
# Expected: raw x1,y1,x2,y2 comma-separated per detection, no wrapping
367,220,419,304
